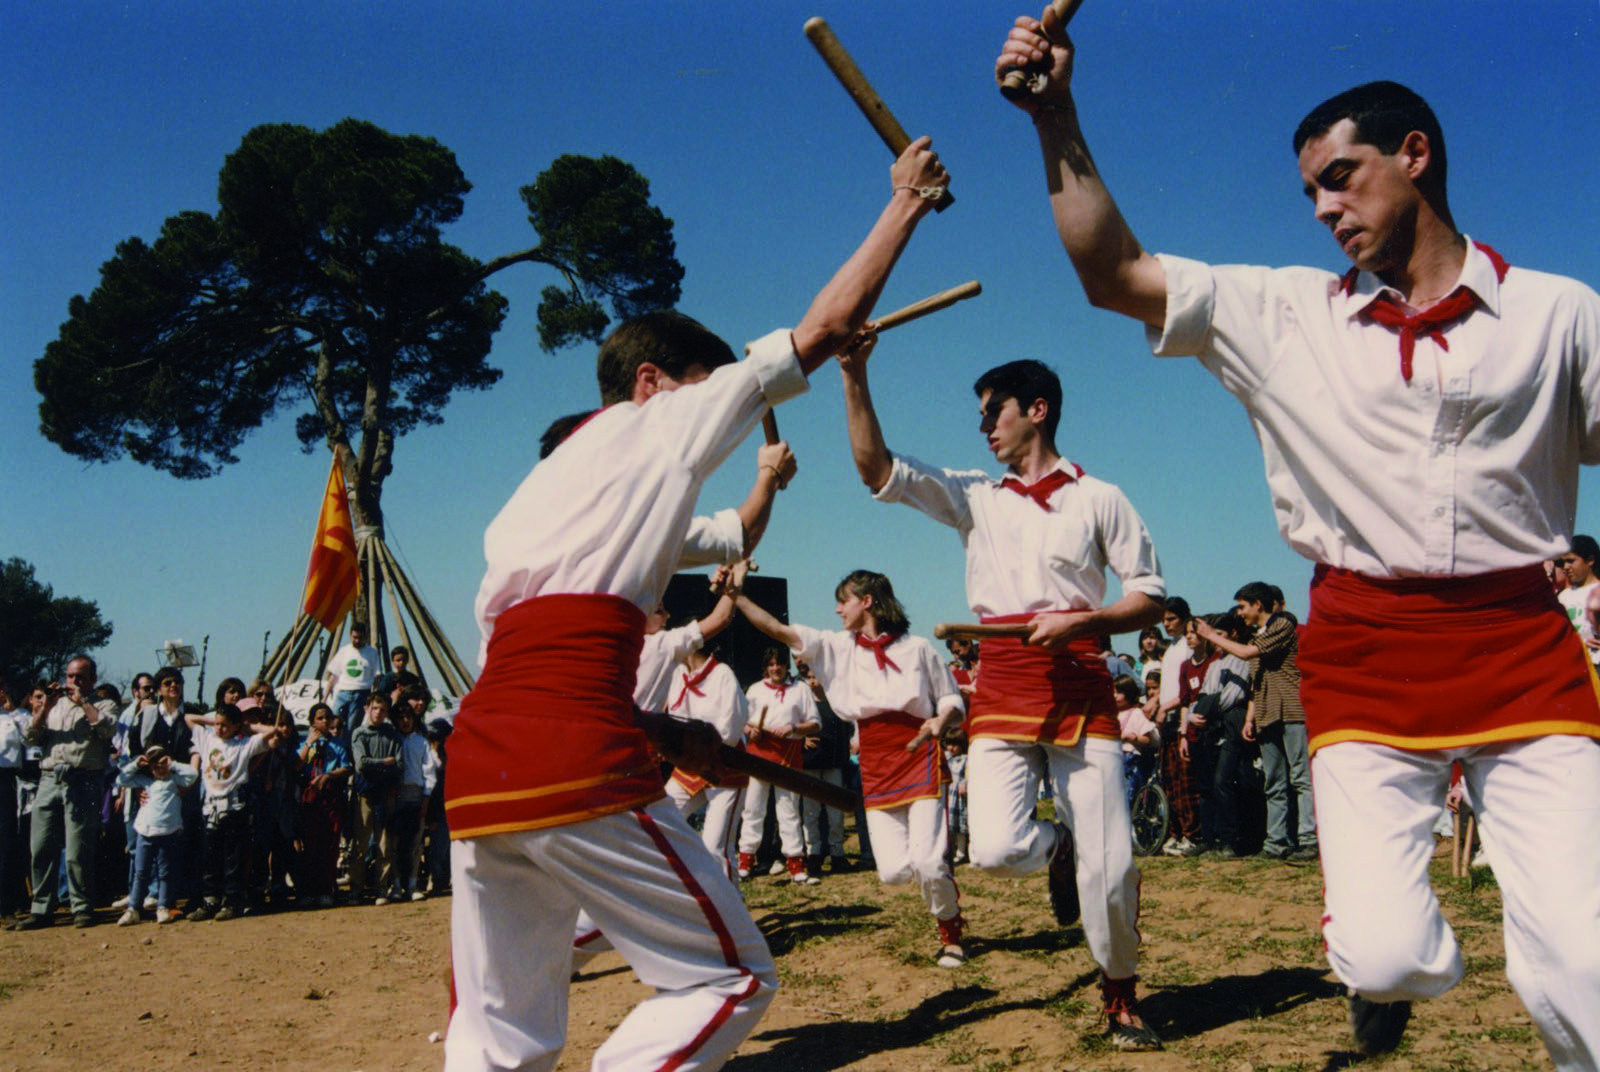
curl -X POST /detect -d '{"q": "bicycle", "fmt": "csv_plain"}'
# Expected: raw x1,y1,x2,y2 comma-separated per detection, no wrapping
1128,760,1169,856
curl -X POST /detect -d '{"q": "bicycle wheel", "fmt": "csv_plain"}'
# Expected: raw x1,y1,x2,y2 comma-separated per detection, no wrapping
1130,780,1168,856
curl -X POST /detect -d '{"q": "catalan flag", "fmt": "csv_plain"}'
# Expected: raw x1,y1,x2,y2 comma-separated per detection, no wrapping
303,455,359,631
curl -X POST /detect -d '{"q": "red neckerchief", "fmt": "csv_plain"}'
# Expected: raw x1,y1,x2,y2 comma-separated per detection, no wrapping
999,464,1082,510
855,632,901,673
1352,241,1509,384
671,656,718,711
761,678,789,702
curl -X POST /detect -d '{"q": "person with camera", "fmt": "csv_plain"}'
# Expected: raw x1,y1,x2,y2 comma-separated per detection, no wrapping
15,655,117,929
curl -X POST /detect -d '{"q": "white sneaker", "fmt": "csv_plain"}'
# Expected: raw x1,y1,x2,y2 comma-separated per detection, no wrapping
117,908,140,926
143,896,157,910
374,895,390,906
768,860,787,876
156,908,179,924
1162,837,1196,858
410,890,427,901
792,871,820,886
111,895,130,909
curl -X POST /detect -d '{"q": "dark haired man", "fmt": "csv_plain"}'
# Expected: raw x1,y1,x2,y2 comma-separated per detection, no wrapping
445,139,949,1070
1195,582,1314,861
997,11,1600,1064
842,339,1165,1048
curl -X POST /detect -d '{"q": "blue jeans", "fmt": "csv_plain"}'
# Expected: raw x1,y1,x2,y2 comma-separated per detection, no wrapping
130,831,184,910
1260,720,1317,850
335,689,371,734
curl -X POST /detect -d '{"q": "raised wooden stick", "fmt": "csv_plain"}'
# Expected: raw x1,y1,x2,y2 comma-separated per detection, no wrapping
804,16,952,211
934,622,1032,641
998,0,1087,101
873,280,981,333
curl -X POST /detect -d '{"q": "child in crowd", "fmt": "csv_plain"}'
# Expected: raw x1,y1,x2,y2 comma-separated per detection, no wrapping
943,729,969,866
391,698,431,902
1114,675,1160,809
422,717,450,895
115,745,198,924
296,702,351,908
185,703,285,921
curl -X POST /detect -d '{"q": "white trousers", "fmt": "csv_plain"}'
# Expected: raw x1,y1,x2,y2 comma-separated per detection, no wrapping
1315,735,1600,1071
966,736,1141,980
445,798,776,1072
800,768,847,858
665,780,744,880
737,778,803,857
864,795,960,922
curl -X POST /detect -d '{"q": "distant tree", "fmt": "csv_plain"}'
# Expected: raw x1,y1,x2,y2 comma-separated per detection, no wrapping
34,119,684,621
0,558,114,691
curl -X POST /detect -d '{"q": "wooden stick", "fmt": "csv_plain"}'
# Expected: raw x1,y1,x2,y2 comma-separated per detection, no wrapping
933,622,1032,641
1451,807,1465,877
998,0,1087,101
873,280,981,333
762,411,780,445
804,16,952,211
650,715,860,812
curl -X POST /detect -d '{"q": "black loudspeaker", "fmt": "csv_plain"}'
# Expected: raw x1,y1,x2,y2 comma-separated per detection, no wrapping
662,573,790,690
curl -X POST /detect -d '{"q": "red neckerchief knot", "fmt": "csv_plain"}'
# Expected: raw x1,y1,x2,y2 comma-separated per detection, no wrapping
1357,241,1509,384
855,632,901,673
762,679,788,702
671,657,717,710
999,465,1081,510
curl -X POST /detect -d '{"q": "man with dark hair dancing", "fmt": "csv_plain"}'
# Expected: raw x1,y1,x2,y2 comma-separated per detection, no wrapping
996,10,1600,1062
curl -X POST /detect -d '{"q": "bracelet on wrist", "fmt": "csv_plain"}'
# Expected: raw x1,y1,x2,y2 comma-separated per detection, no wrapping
893,184,946,203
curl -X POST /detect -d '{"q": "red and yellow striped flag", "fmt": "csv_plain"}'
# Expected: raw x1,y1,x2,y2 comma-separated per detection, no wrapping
303,455,359,631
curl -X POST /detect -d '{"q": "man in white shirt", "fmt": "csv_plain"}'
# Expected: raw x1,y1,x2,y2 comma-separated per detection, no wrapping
323,622,379,733
0,682,29,918
841,342,1166,1048
995,13,1600,1065
444,138,951,1072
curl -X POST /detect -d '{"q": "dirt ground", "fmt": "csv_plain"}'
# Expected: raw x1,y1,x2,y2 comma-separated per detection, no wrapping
0,837,1546,1072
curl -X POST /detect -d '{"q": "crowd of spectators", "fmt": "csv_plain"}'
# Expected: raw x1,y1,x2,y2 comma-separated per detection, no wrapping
7,535,1597,928
0,643,451,930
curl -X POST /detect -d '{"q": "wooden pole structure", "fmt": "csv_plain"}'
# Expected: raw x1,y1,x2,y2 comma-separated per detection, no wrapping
373,538,475,693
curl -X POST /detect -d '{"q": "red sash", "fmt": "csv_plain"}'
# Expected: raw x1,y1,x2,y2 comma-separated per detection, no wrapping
966,614,1121,745
445,594,663,838
1300,564,1600,753
856,712,945,810
746,731,803,769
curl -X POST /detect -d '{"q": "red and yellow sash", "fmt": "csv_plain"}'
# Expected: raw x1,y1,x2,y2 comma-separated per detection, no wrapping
445,594,663,838
857,712,945,810
967,615,1120,746
1301,564,1600,753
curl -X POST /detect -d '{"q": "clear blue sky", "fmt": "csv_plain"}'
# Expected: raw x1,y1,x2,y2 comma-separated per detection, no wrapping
4,1,1598,695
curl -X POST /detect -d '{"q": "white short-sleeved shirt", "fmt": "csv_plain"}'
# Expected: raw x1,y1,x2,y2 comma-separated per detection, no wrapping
1158,637,1191,712
873,455,1165,617
789,625,963,724
328,643,379,693
473,330,807,665
1557,582,1600,664
1149,242,1600,576
669,659,747,747
635,622,704,711
744,678,820,736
